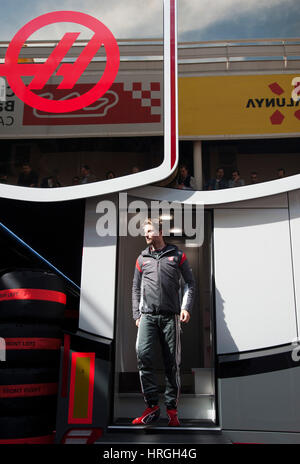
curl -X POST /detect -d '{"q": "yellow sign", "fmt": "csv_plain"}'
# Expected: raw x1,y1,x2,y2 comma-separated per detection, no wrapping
178,74,300,137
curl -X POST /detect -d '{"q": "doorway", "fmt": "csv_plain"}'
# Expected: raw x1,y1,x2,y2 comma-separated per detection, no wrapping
113,210,216,427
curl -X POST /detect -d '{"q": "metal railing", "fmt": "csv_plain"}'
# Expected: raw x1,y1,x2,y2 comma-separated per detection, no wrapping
0,37,299,72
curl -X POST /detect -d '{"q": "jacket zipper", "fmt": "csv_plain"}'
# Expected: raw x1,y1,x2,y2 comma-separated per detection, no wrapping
158,259,161,311
143,246,176,313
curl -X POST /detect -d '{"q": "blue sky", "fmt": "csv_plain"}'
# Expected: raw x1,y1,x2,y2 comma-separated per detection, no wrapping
178,0,300,42
0,0,299,41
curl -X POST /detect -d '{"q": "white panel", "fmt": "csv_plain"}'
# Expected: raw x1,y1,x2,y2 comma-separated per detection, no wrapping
289,189,300,339
130,175,300,205
79,195,117,339
214,208,297,354
215,192,288,209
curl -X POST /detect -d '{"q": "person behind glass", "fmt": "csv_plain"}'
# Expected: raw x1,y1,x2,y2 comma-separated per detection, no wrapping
277,168,285,179
0,172,8,184
228,169,245,188
206,167,228,190
105,170,115,180
79,165,97,184
40,170,61,188
17,163,38,187
132,218,195,427
72,176,80,185
250,171,258,184
176,164,196,190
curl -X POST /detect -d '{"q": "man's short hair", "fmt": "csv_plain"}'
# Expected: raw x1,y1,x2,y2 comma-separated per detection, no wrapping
143,217,163,233
180,163,189,171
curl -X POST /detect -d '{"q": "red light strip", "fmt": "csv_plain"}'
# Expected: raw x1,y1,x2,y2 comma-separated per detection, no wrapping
170,0,177,169
68,352,95,424
61,334,71,398
0,434,54,444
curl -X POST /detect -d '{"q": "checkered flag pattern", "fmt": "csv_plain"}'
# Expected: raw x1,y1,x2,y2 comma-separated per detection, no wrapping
124,82,161,115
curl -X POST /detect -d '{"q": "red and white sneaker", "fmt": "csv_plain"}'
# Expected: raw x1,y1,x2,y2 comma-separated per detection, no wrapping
132,406,160,425
167,409,180,427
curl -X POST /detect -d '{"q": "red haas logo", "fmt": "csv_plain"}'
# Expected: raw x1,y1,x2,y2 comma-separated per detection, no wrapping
0,11,120,113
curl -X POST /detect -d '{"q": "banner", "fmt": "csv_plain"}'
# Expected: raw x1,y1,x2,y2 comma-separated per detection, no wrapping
178,73,300,137
2,73,300,139
0,75,162,138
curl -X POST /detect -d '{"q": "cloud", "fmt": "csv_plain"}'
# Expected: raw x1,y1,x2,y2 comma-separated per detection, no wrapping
178,0,294,34
179,0,300,41
0,0,298,42
0,0,163,41
31,0,163,39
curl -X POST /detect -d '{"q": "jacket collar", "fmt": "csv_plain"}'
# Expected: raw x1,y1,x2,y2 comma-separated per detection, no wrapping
141,243,178,258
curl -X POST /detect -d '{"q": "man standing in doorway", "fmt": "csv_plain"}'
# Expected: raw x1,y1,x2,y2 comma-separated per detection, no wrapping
132,218,195,426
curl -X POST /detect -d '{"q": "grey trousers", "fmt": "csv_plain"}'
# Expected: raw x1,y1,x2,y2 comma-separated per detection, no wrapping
135,313,181,410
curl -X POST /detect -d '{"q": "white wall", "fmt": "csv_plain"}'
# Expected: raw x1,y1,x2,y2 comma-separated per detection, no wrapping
78,189,300,351
79,194,118,339
214,207,297,354
288,189,300,340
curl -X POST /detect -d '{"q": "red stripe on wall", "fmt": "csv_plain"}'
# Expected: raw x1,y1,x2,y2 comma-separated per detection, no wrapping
0,382,58,398
87,355,96,424
68,352,95,424
5,338,62,350
68,352,77,423
0,434,54,444
0,288,66,304
87,428,103,444
61,334,71,398
170,0,177,169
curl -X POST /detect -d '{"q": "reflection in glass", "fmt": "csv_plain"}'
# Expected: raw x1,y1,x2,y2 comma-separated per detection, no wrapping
0,137,164,188
0,1,164,188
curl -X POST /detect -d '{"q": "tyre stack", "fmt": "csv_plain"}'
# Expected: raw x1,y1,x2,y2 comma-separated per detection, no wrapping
0,268,66,444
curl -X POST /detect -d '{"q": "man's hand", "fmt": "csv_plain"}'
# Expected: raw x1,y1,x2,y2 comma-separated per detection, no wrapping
135,318,141,327
180,309,190,323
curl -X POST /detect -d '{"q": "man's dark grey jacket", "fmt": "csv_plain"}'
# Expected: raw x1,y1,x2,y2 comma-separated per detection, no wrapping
132,243,195,320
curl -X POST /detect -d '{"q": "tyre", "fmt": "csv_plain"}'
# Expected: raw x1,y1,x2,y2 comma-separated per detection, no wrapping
0,415,55,442
0,322,62,366
0,366,59,415
0,269,66,322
